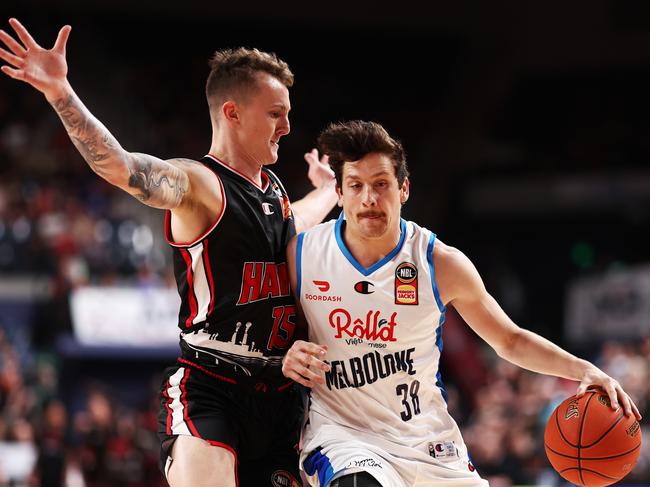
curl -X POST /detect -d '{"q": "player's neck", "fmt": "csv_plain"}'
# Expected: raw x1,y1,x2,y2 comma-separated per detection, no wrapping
342,224,402,268
209,138,263,186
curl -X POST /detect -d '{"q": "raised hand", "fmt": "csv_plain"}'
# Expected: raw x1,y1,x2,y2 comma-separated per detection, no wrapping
0,18,71,101
304,148,336,189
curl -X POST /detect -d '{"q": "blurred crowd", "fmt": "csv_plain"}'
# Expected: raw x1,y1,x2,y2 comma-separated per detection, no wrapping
0,327,165,487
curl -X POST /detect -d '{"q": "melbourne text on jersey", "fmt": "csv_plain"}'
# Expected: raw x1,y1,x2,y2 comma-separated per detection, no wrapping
325,347,416,390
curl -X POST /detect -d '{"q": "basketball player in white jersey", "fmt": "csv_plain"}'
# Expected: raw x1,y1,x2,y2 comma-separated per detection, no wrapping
282,121,642,487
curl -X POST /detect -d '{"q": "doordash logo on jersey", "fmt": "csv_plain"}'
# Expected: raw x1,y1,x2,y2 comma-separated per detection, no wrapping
328,309,398,342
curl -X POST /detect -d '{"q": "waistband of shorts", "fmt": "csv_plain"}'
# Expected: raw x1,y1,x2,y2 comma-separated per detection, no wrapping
176,357,295,393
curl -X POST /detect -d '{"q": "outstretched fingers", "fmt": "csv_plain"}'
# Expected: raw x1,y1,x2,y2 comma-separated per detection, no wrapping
1,65,23,80
0,29,26,56
0,45,23,67
53,25,71,54
8,18,39,50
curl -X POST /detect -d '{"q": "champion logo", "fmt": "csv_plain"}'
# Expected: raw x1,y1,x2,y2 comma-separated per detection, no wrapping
313,280,330,292
354,281,374,294
262,202,275,215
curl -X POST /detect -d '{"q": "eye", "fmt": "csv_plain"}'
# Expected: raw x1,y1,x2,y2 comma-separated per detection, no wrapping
270,111,281,119
375,180,388,188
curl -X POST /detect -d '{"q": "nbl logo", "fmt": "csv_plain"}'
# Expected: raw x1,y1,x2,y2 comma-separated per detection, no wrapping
396,264,417,282
395,262,418,305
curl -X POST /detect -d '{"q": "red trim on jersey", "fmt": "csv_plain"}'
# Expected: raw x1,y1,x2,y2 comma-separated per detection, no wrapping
202,239,216,315
180,249,198,328
165,170,227,248
177,358,238,384
206,153,269,192
163,382,173,435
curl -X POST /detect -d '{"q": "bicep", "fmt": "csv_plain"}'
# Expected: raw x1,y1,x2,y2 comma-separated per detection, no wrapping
438,246,520,354
121,154,191,210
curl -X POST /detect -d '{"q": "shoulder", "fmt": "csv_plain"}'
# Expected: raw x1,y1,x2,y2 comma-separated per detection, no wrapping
166,157,222,213
433,239,485,305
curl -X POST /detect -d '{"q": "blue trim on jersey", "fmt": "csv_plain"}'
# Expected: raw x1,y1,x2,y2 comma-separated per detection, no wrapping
296,232,305,298
426,232,445,313
435,309,448,403
334,214,407,276
428,232,448,402
303,449,336,487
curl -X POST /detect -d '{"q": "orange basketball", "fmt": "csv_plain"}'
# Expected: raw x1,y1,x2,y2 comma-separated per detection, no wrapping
544,390,642,486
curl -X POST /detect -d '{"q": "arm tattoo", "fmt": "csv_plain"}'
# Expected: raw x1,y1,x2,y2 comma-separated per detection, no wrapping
53,94,119,178
52,94,190,209
128,155,190,208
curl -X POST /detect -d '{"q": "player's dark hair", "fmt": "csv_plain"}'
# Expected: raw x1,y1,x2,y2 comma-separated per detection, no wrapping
206,48,294,113
318,120,409,187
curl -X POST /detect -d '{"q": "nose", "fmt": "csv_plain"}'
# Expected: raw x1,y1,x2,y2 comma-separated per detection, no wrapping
361,185,377,206
277,115,290,137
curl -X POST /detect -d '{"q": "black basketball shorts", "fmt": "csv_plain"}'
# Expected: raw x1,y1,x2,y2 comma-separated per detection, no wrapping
158,360,302,486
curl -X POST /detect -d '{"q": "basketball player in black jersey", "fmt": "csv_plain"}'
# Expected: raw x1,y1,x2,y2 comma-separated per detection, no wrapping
0,19,338,487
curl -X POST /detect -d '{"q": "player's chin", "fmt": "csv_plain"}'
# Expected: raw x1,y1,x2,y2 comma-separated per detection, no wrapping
264,148,279,165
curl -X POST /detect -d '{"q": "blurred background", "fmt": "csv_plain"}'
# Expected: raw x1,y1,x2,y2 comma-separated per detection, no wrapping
0,1,649,485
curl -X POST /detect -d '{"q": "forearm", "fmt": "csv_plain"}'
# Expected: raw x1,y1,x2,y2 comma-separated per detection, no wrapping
292,182,338,233
49,85,189,209
49,83,131,185
498,328,595,380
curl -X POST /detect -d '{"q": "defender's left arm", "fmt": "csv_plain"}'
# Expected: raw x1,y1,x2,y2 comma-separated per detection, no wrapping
291,149,338,233
434,240,641,420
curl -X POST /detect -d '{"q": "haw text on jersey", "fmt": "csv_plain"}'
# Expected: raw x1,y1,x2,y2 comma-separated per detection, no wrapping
328,308,398,342
237,262,291,305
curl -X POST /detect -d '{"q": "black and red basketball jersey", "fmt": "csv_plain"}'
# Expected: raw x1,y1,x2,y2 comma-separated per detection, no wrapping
166,154,297,388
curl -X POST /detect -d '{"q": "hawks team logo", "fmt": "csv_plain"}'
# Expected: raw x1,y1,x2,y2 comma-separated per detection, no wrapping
394,262,418,305
270,182,293,220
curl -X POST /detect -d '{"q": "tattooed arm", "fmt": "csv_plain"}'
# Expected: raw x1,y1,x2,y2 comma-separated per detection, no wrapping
0,19,192,210
51,91,190,209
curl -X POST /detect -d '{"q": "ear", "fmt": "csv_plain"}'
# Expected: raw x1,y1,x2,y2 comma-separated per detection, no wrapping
400,177,410,205
336,185,344,207
222,101,240,124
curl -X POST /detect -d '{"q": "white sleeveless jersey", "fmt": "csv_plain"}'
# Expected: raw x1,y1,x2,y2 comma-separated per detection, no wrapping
297,216,484,486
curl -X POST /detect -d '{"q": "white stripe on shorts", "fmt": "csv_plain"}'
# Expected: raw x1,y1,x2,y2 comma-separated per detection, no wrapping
167,367,191,436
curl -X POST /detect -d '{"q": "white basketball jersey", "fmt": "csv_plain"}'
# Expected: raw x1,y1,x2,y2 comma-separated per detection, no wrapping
297,216,479,483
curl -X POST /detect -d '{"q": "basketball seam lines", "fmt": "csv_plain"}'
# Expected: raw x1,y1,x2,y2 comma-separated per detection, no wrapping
577,393,596,485
559,467,618,480
545,442,641,460
554,404,578,448
581,413,626,449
